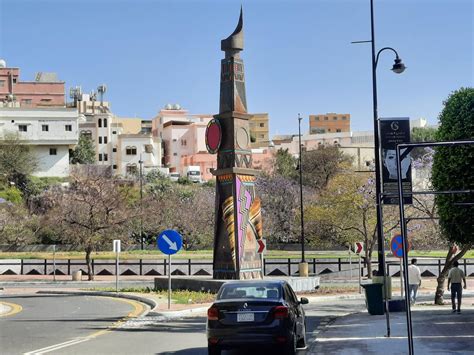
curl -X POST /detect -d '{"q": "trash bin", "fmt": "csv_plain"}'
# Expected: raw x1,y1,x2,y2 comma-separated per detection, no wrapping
388,298,406,312
372,275,392,300
361,283,384,315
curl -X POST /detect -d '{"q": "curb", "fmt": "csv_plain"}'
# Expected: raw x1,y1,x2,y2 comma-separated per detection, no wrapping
148,306,210,318
36,290,157,312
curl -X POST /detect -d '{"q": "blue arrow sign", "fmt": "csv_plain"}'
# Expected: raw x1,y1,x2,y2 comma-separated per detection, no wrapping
157,230,183,255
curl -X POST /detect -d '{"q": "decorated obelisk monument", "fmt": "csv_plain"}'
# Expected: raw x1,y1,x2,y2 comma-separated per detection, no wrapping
205,8,263,280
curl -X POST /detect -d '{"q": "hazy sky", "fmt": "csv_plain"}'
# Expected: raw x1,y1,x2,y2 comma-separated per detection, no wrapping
0,0,472,136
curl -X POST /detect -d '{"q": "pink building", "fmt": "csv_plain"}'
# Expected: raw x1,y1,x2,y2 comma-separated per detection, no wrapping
153,105,274,181
0,60,65,108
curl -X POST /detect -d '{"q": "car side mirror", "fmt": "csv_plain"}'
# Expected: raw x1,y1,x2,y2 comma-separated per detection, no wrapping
299,297,309,305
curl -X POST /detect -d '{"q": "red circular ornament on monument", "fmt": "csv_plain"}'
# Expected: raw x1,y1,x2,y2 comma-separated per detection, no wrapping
206,119,222,154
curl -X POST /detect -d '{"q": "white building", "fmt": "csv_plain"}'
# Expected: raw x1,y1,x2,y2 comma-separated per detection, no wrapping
0,107,79,177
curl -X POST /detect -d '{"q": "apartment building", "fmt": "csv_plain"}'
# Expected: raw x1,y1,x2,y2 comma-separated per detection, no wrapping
0,107,79,177
0,59,65,108
309,113,351,134
75,94,162,177
152,105,273,181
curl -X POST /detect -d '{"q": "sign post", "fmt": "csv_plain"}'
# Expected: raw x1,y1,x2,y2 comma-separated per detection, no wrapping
113,240,121,293
256,239,266,278
354,242,364,293
53,244,56,282
157,230,183,310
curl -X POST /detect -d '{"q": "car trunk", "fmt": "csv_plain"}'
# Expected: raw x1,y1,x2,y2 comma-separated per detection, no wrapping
213,299,282,326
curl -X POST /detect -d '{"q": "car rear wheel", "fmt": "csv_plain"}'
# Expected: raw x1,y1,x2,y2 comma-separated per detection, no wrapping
297,322,307,348
208,344,221,355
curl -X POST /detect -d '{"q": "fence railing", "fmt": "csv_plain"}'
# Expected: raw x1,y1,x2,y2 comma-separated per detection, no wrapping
0,258,472,277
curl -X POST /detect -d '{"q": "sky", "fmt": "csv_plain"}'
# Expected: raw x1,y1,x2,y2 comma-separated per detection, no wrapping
0,0,472,136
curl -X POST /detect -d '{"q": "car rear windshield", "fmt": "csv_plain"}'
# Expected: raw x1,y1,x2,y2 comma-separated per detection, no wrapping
217,284,281,300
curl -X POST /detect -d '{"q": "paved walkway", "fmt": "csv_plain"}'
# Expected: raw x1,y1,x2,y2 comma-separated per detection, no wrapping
310,296,474,354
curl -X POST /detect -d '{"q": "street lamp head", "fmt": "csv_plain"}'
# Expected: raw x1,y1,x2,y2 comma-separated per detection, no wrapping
391,58,406,74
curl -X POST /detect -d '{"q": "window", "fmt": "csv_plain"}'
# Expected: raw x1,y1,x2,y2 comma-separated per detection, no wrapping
98,136,103,144
18,125,27,132
126,164,138,175
314,116,320,121
42,125,49,132
328,129,331,132
112,131,117,134
104,154,108,161
173,153,178,156
103,136,108,144
81,130,92,138
336,129,342,133
49,148,57,155
126,146,137,155
324,116,328,120
21,99,32,106
103,118,108,127
259,123,265,127
40,99,52,102
181,139,187,146
0,80,5,87
98,118,102,128
98,154,103,161
112,147,117,153
259,134,265,138
65,125,72,132
13,78,17,83
113,165,118,169
145,144,153,153
333,116,338,120
342,116,347,120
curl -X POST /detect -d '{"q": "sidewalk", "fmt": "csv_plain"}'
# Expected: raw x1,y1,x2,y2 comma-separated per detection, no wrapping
309,296,474,354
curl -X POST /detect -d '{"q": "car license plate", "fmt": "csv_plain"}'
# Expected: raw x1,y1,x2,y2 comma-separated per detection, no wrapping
237,312,254,322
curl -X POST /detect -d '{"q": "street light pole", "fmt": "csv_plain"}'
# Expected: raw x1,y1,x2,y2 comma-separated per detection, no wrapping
139,155,144,250
297,114,308,277
368,0,406,340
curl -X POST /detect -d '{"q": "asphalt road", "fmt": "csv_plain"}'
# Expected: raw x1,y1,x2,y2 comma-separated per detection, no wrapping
0,294,138,355
0,294,366,354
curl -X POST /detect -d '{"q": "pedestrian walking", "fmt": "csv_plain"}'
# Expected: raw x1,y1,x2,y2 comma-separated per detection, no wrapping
447,260,467,314
408,258,422,304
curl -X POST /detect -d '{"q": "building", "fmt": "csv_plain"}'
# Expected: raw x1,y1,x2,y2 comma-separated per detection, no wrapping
74,93,163,177
0,107,79,177
309,113,350,134
249,113,269,147
152,105,272,181
0,59,65,108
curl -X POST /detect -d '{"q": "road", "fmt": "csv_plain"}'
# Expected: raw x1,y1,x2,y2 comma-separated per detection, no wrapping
0,293,365,354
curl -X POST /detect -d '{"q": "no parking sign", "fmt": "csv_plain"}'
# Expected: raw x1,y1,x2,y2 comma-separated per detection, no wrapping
391,235,411,258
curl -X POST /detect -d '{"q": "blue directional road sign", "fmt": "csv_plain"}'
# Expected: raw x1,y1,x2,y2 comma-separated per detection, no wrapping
157,230,183,255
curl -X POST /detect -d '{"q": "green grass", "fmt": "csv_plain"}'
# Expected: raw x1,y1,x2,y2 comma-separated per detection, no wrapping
86,287,216,304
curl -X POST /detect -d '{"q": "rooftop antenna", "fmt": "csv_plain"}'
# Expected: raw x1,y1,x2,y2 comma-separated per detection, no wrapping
90,90,97,114
97,84,107,108
69,86,82,107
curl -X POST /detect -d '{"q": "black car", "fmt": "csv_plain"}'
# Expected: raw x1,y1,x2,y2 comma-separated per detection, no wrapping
206,280,308,354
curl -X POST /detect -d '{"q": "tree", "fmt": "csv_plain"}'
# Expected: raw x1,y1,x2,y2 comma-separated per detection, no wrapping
70,135,96,164
431,87,474,304
256,174,300,244
0,202,40,245
300,146,352,191
411,127,438,160
46,169,134,280
0,132,38,187
306,172,399,277
273,146,352,191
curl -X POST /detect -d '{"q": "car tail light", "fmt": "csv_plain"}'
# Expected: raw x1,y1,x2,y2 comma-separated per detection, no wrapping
272,306,289,319
275,336,287,343
207,306,219,320
209,337,219,344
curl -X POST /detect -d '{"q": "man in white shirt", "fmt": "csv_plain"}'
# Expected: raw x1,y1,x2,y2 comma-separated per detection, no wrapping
448,260,467,314
408,258,422,304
